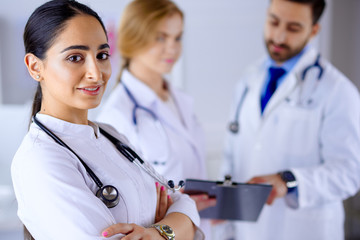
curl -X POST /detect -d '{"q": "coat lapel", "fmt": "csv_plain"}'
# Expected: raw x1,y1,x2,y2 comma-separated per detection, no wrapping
262,47,319,118
156,85,199,150
262,73,297,116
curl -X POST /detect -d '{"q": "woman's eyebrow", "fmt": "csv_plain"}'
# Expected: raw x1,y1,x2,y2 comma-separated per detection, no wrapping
60,43,110,53
61,45,89,53
99,43,110,50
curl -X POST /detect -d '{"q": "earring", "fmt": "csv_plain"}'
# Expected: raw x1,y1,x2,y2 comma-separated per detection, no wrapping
36,75,40,79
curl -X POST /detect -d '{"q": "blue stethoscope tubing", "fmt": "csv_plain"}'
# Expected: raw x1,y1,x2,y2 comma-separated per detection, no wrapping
32,116,184,209
228,86,249,134
123,84,157,124
123,83,171,165
229,54,323,134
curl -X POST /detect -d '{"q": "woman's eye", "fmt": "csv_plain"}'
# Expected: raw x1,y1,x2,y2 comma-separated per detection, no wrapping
156,36,165,42
67,55,82,62
269,20,278,27
97,52,110,60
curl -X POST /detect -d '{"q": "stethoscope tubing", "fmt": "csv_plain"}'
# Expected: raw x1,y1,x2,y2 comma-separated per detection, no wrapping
33,116,104,188
123,83,157,124
122,83,171,165
99,127,179,190
33,116,183,196
301,54,323,81
229,86,249,133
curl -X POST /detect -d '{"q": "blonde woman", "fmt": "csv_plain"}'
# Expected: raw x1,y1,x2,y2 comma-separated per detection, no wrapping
97,0,215,236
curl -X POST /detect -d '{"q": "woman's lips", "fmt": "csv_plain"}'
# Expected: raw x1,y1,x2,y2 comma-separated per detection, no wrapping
77,85,102,95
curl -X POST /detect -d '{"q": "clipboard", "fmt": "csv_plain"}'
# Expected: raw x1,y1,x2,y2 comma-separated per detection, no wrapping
184,177,272,221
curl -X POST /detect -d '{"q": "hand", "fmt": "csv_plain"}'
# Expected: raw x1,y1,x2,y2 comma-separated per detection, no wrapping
248,174,287,205
101,223,163,239
189,194,217,212
210,219,226,225
155,182,173,222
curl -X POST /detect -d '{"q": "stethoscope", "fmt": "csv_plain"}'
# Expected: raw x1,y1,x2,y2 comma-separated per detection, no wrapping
285,54,323,107
228,54,324,134
33,116,184,209
123,83,171,165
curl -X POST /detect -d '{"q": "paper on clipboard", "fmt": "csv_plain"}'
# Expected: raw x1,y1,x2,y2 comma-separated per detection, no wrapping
184,178,272,222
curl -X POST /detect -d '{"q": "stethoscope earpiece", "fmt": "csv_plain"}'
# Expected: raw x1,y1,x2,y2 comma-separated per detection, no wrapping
96,185,120,208
168,180,186,192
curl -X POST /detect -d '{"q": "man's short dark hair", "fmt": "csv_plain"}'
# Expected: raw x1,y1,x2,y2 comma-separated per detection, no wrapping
286,0,326,24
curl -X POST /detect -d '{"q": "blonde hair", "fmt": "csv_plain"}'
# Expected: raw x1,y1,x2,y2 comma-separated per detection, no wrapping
116,0,183,83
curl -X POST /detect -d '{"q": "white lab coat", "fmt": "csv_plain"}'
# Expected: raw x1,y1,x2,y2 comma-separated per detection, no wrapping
221,47,360,240
11,114,202,240
97,69,207,183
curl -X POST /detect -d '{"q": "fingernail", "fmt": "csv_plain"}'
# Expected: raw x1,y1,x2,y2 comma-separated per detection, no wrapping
102,231,108,237
168,195,171,199
161,186,165,191
155,182,159,187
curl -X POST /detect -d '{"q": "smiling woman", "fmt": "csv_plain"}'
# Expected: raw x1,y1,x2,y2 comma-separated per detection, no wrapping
11,1,202,239
25,14,112,124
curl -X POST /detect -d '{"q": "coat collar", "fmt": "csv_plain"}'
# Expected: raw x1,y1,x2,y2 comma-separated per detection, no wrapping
33,113,100,140
121,69,158,110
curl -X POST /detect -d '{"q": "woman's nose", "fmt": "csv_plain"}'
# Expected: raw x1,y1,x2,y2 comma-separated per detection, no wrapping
85,57,102,81
166,40,181,55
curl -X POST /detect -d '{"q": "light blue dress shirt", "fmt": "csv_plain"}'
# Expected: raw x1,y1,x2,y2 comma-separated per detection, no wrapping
261,45,310,98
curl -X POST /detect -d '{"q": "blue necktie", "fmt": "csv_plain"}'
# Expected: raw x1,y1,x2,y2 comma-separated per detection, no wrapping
261,67,286,113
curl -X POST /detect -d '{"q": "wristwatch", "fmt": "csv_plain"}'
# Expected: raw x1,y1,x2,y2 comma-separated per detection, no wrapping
150,224,175,240
279,170,298,193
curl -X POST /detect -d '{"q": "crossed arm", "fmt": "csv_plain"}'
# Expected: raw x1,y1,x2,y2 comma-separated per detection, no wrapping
102,183,196,239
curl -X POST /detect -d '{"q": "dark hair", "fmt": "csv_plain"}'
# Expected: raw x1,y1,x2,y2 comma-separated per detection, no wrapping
24,0,107,124
286,0,326,24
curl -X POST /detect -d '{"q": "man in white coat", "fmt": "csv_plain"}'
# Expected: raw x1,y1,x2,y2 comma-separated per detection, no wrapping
221,0,360,239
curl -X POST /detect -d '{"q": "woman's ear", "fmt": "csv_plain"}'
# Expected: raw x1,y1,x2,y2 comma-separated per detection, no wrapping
24,53,43,82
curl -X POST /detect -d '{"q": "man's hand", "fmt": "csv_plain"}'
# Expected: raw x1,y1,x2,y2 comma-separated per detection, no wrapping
189,194,217,211
248,174,287,205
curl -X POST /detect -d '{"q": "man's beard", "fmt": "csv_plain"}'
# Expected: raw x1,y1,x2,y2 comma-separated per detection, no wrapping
265,39,308,63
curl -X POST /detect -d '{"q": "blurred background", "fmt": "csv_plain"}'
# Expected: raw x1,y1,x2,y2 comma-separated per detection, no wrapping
0,0,359,239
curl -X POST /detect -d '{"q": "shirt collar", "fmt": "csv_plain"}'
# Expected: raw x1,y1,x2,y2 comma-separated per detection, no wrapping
33,113,100,139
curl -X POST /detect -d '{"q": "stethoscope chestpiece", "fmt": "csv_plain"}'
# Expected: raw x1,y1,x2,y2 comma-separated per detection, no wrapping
228,121,239,134
96,185,120,208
